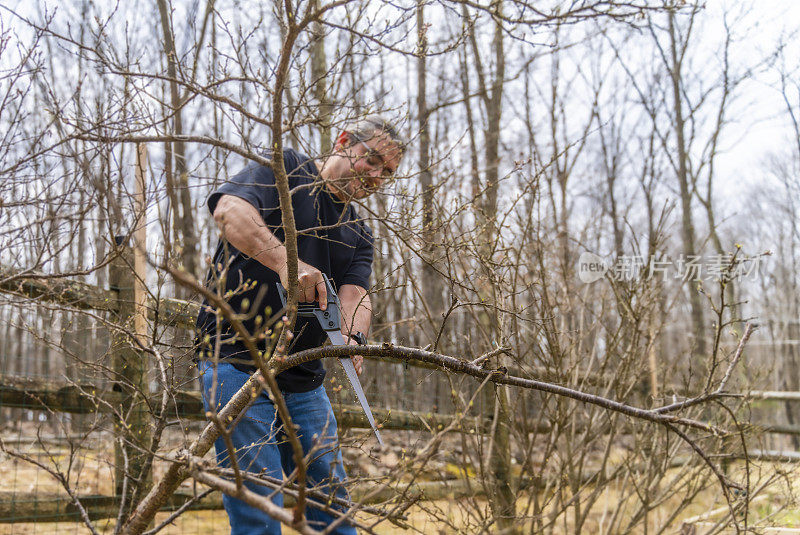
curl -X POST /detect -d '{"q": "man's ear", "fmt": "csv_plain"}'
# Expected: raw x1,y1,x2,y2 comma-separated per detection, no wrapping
333,131,350,151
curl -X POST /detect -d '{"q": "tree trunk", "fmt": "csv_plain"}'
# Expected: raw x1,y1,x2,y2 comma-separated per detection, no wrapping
667,10,706,362
466,1,516,529
417,2,444,348
156,0,199,281
310,0,332,153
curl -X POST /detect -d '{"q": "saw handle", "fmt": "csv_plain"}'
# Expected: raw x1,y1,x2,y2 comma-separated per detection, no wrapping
276,274,341,323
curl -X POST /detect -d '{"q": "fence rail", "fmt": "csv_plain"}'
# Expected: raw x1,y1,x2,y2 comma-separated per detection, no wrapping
0,265,198,329
0,478,486,524
0,375,487,433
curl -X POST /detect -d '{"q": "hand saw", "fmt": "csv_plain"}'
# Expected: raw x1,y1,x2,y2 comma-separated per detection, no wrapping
277,274,384,445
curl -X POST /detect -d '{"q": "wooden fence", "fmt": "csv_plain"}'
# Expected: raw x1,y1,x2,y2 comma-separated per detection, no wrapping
1,242,800,525
0,239,498,524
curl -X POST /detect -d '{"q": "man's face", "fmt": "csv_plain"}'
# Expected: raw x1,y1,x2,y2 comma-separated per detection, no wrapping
327,132,403,201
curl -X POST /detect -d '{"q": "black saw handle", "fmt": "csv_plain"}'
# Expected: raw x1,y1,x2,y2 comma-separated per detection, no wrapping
276,274,342,331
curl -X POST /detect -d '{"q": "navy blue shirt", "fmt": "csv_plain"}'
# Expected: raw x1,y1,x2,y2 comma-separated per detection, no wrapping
196,149,374,392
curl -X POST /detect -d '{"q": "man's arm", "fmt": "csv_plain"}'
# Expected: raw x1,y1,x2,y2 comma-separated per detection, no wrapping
213,194,326,306
338,284,372,375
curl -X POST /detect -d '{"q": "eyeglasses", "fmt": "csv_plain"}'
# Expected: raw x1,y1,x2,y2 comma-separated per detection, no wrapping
356,140,398,178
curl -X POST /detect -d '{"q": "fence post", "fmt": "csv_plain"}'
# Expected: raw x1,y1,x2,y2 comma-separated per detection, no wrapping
109,234,152,514
486,382,516,531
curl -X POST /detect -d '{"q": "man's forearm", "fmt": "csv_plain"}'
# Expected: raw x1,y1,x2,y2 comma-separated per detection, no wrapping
339,285,372,338
214,195,329,305
213,195,286,272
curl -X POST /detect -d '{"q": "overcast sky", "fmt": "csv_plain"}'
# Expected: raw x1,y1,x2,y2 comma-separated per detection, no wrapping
710,0,799,187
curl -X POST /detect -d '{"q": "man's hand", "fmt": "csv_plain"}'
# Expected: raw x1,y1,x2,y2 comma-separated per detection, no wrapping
344,335,363,376
278,260,327,310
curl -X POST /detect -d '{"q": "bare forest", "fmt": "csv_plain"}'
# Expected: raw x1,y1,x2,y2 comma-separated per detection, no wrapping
1,0,800,533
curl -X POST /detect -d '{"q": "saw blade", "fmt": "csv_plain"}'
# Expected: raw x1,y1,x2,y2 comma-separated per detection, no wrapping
326,329,384,445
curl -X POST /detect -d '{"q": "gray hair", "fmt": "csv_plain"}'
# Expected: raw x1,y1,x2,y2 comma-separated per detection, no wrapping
344,114,406,152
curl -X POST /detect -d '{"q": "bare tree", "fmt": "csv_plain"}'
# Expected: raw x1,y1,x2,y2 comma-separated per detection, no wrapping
0,2,796,534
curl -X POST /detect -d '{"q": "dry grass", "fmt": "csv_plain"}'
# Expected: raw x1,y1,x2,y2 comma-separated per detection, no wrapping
0,502,482,534
1,435,799,534
0,480,798,535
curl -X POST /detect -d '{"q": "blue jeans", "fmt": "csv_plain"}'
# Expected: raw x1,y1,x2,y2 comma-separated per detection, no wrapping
200,361,357,535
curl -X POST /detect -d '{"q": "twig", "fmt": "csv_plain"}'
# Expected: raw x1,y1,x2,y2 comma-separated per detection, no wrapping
189,468,319,534
663,422,742,529
205,466,380,534
0,438,101,535
207,412,243,491
718,323,754,392
471,345,511,366
114,438,131,535
210,467,398,520
654,323,755,414
142,488,215,535
433,296,459,351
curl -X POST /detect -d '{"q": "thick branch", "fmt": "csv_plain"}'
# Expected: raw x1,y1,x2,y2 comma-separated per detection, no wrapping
277,344,723,434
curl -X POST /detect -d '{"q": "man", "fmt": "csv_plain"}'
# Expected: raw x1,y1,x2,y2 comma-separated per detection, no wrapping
196,115,404,534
